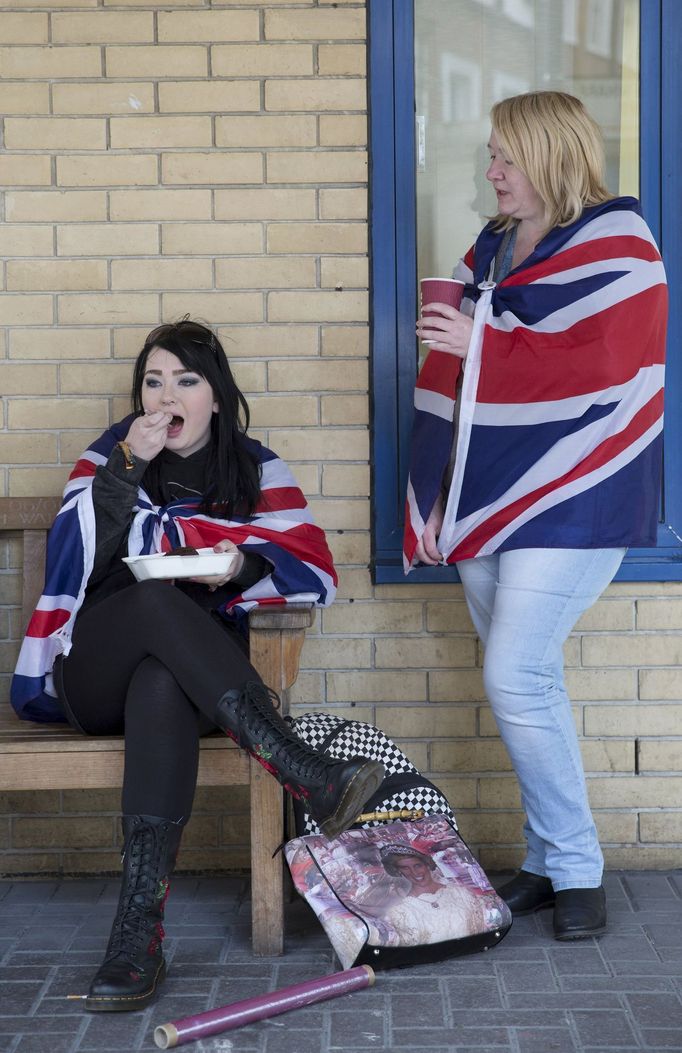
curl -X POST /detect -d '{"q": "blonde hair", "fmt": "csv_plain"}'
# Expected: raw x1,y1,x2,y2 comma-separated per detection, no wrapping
490,91,614,231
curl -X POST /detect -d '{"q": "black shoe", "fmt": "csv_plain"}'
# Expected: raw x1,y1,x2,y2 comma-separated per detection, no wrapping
553,886,606,940
85,815,183,1012
216,682,385,839
497,870,556,916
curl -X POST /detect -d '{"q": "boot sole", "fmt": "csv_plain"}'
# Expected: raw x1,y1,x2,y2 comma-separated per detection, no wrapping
554,923,607,941
84,959,166,1012
319,760,385,840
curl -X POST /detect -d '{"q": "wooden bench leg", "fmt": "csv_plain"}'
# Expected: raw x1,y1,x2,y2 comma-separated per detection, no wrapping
250,756,284,956
247,609,314,956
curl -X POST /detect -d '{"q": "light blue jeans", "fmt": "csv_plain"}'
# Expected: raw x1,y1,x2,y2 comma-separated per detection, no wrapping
457,547,626,891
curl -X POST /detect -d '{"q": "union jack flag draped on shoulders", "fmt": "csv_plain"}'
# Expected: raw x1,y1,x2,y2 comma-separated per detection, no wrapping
404,197,668,571
12,419,337,722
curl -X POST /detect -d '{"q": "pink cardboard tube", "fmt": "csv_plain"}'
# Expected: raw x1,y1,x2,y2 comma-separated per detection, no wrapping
153,965,375,1048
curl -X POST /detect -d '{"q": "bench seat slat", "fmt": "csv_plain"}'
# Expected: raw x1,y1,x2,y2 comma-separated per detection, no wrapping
0,748,250,791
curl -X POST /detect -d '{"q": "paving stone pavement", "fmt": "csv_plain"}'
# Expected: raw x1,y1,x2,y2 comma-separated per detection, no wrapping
1,870,681,1053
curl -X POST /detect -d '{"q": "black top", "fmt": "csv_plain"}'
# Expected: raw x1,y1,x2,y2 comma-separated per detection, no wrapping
81,441,268,623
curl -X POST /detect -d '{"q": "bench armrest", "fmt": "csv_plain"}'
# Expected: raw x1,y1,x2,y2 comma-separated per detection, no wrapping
248,602,316,631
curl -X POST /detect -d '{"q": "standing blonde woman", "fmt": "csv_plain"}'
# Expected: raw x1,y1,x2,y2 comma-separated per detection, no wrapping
405,92,667,939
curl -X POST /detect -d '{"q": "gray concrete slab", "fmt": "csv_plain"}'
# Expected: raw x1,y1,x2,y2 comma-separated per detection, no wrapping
1,872,681,1053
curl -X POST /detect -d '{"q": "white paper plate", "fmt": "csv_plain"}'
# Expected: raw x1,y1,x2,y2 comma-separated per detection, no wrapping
122,548,237,582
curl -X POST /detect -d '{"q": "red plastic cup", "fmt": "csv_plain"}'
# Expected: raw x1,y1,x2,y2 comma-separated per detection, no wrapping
420,277,465,317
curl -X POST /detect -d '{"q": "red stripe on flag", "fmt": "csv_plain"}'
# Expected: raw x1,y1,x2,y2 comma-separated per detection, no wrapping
477,284,667,403
403,503,418,565
27,607,70,639
416,349,462,399
255,487,307,513
503,234,661,287
449,389,664,560
175,518,337,583
68,459,97,481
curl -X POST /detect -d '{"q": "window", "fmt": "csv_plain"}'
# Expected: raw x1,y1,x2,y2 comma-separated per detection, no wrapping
369,0,682,582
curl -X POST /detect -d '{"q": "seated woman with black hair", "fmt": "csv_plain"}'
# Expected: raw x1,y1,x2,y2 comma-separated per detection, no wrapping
11,318,383,1012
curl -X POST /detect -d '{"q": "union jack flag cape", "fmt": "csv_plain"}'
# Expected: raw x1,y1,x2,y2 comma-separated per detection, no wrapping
11,418,337,722
404,197,667,571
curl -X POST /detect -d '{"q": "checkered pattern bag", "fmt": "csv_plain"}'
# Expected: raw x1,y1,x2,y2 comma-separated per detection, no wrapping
289,712,457,835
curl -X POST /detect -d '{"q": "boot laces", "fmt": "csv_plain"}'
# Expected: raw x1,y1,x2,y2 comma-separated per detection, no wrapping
106,821,166,961
235,682,330,782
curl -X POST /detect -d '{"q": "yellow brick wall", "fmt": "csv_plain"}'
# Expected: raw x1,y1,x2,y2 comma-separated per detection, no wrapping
1,1,680,876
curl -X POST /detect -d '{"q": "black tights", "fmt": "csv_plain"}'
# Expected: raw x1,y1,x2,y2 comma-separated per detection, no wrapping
57,581,260,823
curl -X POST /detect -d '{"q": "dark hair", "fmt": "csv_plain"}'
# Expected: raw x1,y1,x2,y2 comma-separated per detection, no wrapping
131,318,261,517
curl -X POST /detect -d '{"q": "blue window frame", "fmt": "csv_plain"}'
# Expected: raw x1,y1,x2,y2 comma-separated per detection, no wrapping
369,0,682,582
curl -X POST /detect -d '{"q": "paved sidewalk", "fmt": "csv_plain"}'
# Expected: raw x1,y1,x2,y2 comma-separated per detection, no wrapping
1,870,681,1053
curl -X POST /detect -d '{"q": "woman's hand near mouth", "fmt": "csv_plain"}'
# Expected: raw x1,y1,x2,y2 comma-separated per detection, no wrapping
124,410,174,462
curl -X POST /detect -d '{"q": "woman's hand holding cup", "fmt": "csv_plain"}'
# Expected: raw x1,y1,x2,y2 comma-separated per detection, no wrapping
417,277,473,359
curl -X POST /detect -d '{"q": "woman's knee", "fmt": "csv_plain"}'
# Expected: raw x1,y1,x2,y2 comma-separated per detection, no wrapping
125,656,201,732
482,649,562,720
129,652,181,694
482,653,520,714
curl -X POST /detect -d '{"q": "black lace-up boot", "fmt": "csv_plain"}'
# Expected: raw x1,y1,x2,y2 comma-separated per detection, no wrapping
85,814,183,1012
215,681,385,839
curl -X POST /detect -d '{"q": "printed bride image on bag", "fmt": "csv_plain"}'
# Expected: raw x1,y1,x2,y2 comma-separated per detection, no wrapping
379,844,487,945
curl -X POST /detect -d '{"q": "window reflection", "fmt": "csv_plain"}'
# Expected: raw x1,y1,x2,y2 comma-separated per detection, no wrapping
415,0,639,280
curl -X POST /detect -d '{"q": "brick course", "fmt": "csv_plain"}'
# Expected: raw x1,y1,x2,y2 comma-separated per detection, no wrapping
1,0,680,876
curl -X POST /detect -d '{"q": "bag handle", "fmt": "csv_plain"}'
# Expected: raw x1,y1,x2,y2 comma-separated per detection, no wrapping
354,808,425,823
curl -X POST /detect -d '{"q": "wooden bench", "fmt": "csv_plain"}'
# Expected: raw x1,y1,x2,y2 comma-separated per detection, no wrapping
0,495,314,956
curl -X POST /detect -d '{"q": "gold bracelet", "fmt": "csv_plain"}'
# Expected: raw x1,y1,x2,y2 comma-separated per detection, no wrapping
117,440,137,470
